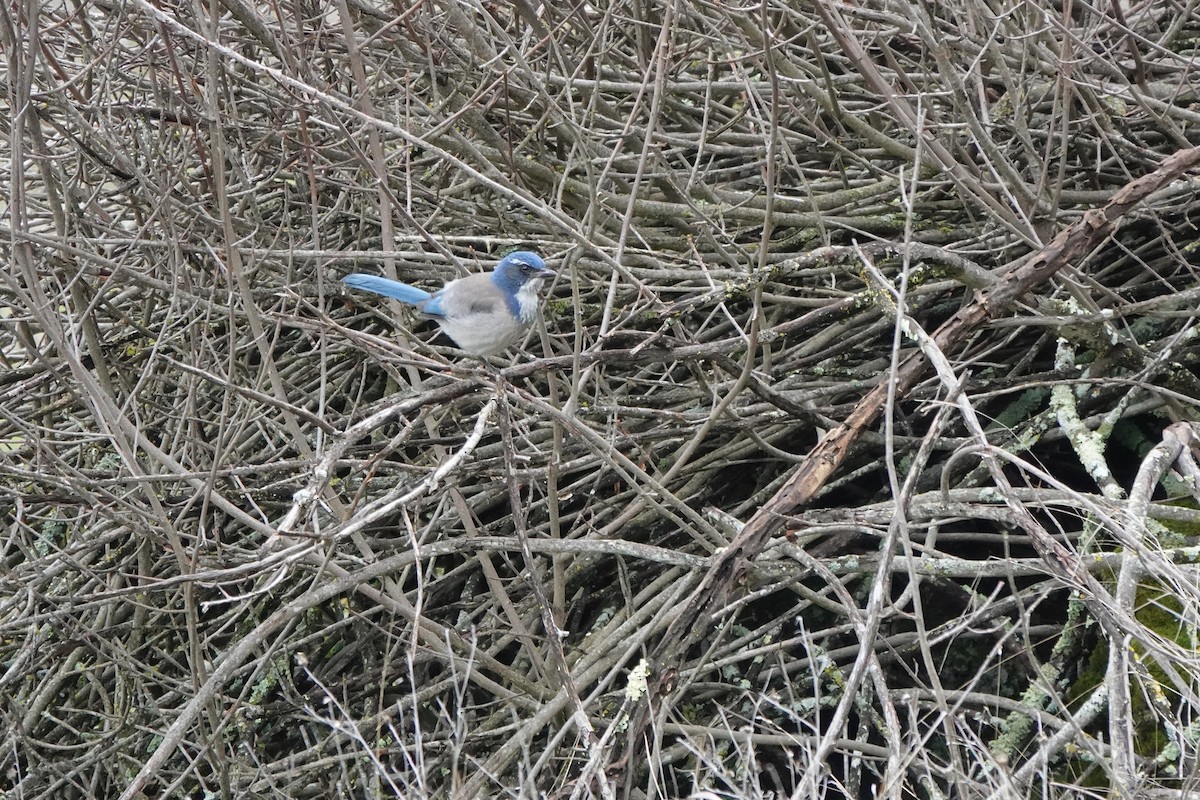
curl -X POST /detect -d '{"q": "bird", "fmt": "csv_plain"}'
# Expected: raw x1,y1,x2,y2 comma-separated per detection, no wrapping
342,251,556,356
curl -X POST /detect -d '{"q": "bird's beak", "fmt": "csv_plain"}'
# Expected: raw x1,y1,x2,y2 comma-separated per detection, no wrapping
540,269,557,280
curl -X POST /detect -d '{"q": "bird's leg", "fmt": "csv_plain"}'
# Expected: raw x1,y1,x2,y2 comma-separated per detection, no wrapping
467,355,507,404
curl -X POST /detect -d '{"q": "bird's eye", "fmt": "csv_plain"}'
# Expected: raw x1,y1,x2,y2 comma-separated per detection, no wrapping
520,264,532,273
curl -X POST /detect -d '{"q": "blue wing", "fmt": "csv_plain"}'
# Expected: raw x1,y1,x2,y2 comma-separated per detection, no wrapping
420,293,448,317
343,274,432,306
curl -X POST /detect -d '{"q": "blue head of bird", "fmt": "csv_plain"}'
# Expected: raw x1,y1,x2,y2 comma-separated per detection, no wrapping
492,251,557,324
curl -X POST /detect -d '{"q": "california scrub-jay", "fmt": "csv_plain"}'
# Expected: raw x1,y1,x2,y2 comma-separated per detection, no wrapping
342,251,556,356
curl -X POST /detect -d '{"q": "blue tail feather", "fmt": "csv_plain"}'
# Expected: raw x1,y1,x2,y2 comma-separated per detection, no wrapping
343,274,432,305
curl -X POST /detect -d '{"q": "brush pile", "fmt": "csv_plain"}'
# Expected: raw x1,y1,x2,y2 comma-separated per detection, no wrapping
4,1,1200,797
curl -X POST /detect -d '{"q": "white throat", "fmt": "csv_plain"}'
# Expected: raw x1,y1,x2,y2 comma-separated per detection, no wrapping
515,280,544,324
